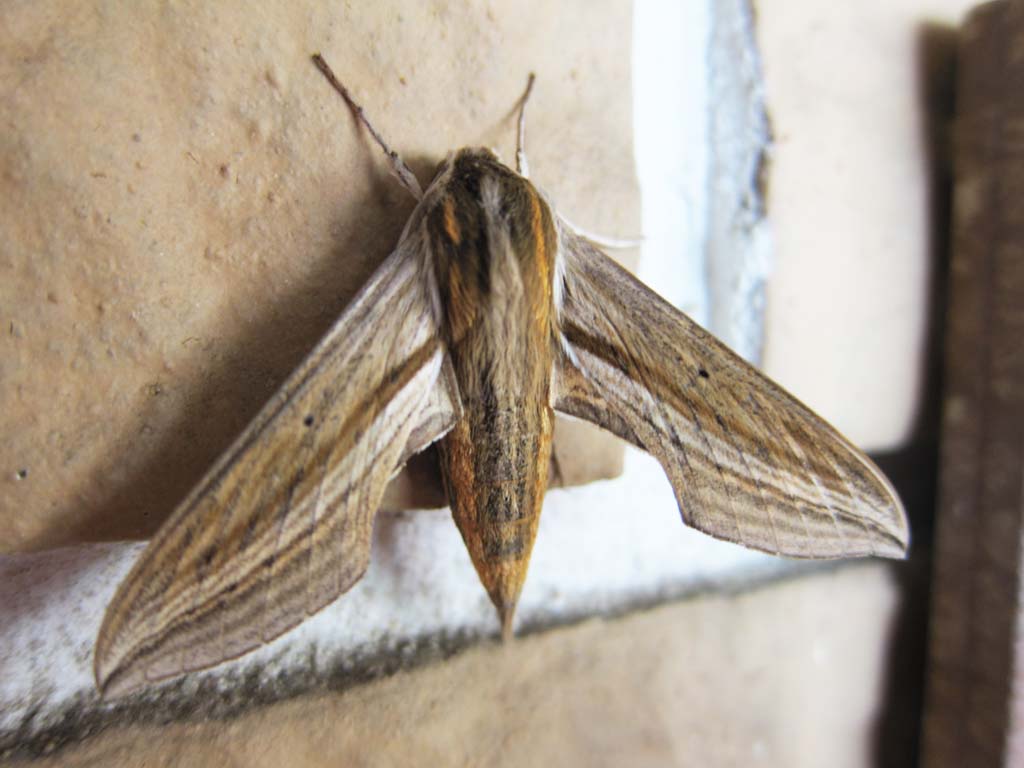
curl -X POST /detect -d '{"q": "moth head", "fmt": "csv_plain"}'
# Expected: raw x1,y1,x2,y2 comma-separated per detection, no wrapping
422,148,517,206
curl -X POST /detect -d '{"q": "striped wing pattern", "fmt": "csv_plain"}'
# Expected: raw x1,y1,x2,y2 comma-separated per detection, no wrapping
95,234,461,696
553,229,908,560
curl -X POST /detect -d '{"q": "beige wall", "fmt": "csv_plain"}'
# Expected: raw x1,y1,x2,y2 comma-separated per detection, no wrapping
759,0,976,452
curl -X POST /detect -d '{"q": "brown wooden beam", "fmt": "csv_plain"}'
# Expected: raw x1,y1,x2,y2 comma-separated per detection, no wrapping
923,2,1024,765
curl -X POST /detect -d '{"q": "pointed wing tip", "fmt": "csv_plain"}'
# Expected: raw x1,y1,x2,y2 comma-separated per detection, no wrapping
93,656,139,701
876,507,911,560
871,527,910,560
840,495,909,561
871,470,911,560
94,625,151,700
845,446,910,559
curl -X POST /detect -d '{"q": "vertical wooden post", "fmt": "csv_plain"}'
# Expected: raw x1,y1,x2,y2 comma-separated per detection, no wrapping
923,2,1024,766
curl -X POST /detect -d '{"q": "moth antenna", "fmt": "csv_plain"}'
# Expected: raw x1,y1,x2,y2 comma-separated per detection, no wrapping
515,72,536,177
311,53,424,201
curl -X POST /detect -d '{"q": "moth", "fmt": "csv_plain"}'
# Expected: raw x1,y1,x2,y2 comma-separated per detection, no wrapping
94,55,909,697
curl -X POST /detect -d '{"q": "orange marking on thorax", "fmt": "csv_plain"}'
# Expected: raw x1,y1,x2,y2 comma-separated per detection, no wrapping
442,197,461,244
528,190,547,282
527,188,553,326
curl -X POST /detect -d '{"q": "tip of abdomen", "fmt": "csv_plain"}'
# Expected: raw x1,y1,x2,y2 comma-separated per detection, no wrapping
498,598,517,641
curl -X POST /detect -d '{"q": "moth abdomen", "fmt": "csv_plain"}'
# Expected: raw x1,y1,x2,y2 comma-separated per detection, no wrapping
483,533,527,560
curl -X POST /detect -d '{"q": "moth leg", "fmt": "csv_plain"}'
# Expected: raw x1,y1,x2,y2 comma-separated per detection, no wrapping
516,73,536,177
548,443,565,487
559,214,644,250
312,54,424,201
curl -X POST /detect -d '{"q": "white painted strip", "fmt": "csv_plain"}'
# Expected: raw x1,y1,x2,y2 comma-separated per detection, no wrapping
0,447,800,737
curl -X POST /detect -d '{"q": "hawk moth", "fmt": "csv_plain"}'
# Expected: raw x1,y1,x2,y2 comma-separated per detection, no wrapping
93,55,908,697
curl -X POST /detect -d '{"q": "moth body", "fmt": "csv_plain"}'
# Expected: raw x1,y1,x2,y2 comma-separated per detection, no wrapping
424,149,559,635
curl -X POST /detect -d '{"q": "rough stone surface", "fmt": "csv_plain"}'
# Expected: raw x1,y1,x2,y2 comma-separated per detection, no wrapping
0,0,638,552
